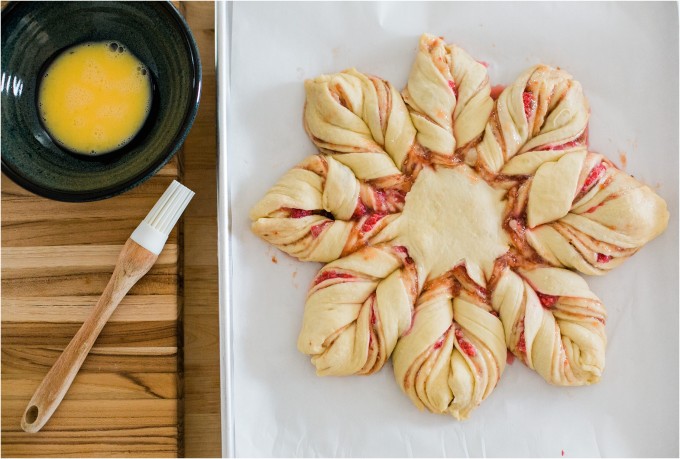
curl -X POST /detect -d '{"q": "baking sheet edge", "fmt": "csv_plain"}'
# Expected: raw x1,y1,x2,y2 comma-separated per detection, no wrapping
216,1,234,457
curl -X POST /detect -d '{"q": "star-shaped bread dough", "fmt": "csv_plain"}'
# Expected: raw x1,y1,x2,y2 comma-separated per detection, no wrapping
250,34,669,419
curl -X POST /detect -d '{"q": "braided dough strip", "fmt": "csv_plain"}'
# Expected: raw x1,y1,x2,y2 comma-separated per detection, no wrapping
475,65,589,173
250,155,404,262
298,245,419,376
304,68,417,178
403,34,493,158
392,266,506,420
508,151,669,275
492,266,606,385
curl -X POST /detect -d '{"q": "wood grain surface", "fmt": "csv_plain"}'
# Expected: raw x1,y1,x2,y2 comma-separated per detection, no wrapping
2,169,181,457
178,2,222,457
1,2,221,457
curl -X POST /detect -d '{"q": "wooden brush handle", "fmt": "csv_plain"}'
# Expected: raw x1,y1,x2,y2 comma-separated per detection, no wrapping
21,239,158,433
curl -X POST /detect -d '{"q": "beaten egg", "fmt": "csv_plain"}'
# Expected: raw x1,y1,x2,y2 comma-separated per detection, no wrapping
38,41,152,156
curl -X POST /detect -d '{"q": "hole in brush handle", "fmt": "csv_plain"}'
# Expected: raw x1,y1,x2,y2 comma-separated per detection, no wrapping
22,404,43,433
25,405,39,424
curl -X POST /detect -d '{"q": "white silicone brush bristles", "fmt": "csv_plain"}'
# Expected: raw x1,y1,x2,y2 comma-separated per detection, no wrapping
143,180,195,235
130,180,195,255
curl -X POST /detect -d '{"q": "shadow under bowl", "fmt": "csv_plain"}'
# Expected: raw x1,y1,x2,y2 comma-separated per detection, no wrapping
1,1,201,201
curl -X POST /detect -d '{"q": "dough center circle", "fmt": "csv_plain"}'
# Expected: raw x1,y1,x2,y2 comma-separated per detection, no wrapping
400,165,510,284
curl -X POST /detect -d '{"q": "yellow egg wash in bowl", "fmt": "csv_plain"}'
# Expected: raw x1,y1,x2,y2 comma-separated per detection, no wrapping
38,41,152,156
1,1,201,202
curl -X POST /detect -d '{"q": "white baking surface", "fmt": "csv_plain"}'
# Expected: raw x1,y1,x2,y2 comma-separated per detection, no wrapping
226,2,679,456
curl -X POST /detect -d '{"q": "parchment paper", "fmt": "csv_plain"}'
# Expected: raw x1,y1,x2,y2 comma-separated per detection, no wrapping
227,2,679,456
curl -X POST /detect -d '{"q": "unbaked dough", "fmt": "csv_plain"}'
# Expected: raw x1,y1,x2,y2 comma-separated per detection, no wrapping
250,33,669,420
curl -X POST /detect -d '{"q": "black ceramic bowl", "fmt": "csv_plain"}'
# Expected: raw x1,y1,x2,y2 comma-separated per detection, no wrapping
1,1,201,201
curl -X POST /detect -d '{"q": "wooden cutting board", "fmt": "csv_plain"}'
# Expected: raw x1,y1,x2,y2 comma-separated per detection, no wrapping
1,162,182,456
1,3,221,457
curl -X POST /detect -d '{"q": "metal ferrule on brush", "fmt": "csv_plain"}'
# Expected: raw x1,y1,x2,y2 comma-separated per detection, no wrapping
130,180,195,255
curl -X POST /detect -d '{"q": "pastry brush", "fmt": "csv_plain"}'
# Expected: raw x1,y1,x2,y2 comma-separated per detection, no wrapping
21,180,194,433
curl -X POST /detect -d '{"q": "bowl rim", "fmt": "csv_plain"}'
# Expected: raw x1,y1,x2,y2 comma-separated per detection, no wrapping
0,0,202,202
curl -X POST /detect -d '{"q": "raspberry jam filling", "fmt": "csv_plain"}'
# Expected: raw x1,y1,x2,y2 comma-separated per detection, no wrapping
447,80,458,98
352,199,368,219
547,139,580,151
393,245,414,265
522,92,535,120
433,336,445,350
283,207,333,219
542,128,588,151
517,330,527,354
597,253,612,263
353,188,403,219
288,208,313,218
585,202,604,214
536,291,559,309
581,163,607,193
374,189,389,210
388,189,406,204
490,84,506,100
361,213,385,232
310,221,332,238
455,328,477,357
313,270,355,286
393,246,408,255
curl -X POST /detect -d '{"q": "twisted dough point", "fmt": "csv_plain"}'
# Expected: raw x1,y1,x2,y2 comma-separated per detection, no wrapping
298,245,418,376
250,155,403,262
392,267,506,420
475,65,589,173
515,151,669,275
403,34,493,158
304,68,416,179
492,266,606,385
